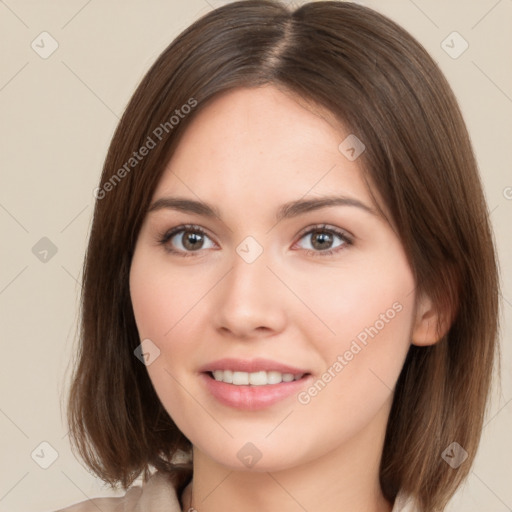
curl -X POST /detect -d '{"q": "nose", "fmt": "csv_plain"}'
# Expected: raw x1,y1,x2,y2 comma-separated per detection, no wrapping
212,248,288,339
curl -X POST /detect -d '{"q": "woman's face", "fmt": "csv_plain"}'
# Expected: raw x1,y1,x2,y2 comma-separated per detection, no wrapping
130,85,418,472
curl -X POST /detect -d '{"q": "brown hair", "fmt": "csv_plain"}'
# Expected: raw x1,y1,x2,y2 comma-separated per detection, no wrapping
67,1,500,510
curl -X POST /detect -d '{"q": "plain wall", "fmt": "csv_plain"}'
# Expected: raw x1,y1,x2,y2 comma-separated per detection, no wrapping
0,0,510,511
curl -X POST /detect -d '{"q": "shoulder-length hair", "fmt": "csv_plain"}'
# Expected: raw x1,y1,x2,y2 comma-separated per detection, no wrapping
67,1,500,510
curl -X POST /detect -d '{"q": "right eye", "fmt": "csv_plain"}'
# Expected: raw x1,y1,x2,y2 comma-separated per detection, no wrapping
158,224,217,256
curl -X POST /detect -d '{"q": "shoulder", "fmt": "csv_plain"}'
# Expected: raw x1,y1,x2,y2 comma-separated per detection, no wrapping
54,472,182,512
55,496,128,512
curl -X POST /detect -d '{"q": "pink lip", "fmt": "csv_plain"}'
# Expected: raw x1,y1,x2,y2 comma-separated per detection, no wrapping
198,357,309,374
198,358,312,411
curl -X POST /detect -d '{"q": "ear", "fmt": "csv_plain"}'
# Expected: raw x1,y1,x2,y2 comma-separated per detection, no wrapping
411,292,451,346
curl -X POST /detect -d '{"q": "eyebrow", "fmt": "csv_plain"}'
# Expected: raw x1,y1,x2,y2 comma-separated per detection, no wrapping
147,195,377,221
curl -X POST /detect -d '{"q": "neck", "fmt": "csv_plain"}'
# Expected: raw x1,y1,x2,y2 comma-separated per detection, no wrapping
181,402,393,512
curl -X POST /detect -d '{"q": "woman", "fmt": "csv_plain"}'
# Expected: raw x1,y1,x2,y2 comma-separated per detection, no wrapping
58,1,500,511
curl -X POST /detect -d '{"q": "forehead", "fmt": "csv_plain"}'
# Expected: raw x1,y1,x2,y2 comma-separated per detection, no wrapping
152,86,384,222
170,85,347,162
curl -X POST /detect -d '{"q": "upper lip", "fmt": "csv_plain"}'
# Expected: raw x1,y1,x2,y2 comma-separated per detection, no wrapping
199,358,310,375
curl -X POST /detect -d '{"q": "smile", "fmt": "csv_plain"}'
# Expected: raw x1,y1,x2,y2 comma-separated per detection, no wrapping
199,358,312,410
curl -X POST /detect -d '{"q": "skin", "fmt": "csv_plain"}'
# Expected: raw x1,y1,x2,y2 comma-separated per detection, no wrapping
129,85,442,512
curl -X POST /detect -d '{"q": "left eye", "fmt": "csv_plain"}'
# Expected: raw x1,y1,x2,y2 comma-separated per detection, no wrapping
295,226,351,253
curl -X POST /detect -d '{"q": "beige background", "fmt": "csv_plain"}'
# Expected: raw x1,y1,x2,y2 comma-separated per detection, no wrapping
0,0,511,510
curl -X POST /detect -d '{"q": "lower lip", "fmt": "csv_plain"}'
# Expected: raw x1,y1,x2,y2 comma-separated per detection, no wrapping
201,373,311,411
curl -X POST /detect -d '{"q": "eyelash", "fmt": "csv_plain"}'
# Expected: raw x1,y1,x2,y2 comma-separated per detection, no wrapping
157,223,353,258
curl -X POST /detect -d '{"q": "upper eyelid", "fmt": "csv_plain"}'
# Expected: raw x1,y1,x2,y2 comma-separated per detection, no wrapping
161,224,215,244
295,223,353,240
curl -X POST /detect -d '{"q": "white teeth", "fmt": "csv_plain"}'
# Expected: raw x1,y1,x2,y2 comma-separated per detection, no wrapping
211,370,305,385
267,371,282,385
232,371,249,385
249,371,267,386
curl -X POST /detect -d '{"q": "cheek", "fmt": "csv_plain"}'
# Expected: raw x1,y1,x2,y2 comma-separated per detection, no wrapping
292,254,415,427
129,255,199,427
129,253,206,341
293,243,415,351
129,251,212,404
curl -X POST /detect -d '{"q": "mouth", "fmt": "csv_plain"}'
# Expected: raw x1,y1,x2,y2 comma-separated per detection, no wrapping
199,358,312,410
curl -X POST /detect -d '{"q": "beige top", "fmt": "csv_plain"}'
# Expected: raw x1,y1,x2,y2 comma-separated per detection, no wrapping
55,471,417,512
